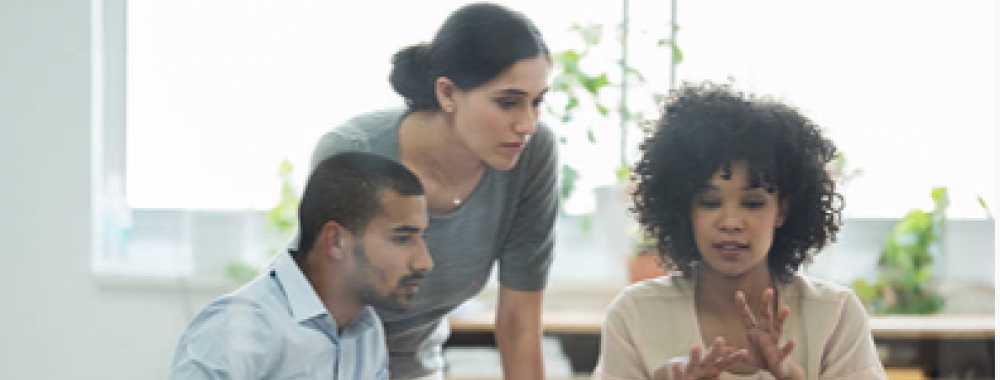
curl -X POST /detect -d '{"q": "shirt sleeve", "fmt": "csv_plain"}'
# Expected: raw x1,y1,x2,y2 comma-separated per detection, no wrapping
820,292,889,380
593,291,653,380
166,301,278,380
496,122,559,291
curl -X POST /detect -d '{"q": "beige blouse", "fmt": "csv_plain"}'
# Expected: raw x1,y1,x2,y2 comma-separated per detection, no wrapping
592,274,887,380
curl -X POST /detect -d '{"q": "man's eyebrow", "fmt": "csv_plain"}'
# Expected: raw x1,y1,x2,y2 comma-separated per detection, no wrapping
390,225,423,234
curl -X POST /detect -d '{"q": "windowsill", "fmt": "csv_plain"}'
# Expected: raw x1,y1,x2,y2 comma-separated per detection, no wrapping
92,272,238,293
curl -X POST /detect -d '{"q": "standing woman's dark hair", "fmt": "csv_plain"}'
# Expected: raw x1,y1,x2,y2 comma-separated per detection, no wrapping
390,3,550,111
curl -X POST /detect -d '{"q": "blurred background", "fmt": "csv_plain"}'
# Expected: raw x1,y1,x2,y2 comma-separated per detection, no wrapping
1,0,994,379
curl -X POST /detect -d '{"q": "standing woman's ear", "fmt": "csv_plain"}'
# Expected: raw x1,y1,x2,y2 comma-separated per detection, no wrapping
435,77,458,113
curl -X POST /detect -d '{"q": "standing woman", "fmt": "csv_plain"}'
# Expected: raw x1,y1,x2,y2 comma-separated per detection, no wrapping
309,3,556,379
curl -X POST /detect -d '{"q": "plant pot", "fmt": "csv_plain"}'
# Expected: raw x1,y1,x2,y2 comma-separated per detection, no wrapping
628,248,666,283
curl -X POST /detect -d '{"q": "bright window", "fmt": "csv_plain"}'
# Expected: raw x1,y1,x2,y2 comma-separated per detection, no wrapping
101,0,994,280
673,0,996,219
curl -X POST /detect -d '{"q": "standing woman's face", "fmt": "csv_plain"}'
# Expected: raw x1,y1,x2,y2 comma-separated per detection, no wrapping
441,55,551,171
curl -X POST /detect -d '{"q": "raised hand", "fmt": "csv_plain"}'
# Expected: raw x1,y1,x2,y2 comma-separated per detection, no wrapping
654,337,747,380
735,289,804,380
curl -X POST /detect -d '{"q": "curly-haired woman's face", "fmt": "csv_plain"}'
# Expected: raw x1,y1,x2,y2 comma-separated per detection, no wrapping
690,161,787,280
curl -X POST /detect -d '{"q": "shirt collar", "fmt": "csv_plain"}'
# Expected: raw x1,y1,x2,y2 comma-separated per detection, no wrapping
272,250,329,323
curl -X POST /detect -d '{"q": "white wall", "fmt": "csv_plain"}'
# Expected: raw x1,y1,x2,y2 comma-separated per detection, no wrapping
0,1,212,379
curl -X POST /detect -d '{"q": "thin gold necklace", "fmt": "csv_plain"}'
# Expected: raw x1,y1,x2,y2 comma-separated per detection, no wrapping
419,114,464,206
432,165,463,206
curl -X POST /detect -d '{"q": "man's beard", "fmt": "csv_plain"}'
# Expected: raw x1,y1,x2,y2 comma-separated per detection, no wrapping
353,243,422,312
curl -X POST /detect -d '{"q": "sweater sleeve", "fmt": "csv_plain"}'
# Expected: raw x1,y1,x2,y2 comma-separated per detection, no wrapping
593,291,653,380
820,291,888,380
496,122,559,291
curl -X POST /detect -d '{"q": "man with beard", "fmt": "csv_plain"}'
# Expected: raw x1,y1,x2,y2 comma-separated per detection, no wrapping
167,152,433,380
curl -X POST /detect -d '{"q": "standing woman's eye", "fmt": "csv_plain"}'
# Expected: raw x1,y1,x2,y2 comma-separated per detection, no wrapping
495,98,519,109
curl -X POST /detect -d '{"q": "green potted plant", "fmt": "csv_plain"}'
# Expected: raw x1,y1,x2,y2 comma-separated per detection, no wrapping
547,3,682,278
851,188,950,314
226,159,299,283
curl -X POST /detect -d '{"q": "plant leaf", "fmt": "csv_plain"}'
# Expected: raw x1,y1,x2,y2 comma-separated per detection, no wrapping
978,195,993,219
671,42,684,64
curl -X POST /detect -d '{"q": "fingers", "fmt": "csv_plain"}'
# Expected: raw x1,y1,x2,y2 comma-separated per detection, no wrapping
781,338,796,358
762,288,775,331
671,362,683,380
720,348,749,369
740,289,790,337
735,291,757,329
747,330,796,372
713,346,747,370
687,345,703,369
775,305,790,337
673,339,745,380
704,337,725,364
734,288,797,379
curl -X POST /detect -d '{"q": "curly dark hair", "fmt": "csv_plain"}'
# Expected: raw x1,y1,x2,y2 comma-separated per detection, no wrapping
631,82,844,283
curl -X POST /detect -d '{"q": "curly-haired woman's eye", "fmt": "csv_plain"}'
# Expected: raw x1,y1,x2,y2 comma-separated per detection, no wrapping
696,199,721,209
743,200,766,209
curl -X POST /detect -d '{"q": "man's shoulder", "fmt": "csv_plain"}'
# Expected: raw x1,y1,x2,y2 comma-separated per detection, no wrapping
168,277,292,379
190,276,286,333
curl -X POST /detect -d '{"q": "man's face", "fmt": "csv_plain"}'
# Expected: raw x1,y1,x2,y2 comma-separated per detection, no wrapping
349,190,432,312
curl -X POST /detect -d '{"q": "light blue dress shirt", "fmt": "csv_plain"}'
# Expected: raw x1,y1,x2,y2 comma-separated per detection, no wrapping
167,251,389,380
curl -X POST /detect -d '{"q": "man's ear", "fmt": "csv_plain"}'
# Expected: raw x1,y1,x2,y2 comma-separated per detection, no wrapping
435,77,457,113
319,221,352,260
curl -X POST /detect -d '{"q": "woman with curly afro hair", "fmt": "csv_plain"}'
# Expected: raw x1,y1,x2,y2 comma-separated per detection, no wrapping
593,82,887,380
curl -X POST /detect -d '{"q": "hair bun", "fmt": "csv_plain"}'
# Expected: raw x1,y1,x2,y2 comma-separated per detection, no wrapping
390,43,437,109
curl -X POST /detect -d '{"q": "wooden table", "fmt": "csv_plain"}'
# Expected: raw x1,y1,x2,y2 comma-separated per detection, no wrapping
448,312,995,378
452,311,995,338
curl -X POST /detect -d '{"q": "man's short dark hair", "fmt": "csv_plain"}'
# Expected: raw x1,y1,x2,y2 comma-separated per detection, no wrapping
295,152,424,258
